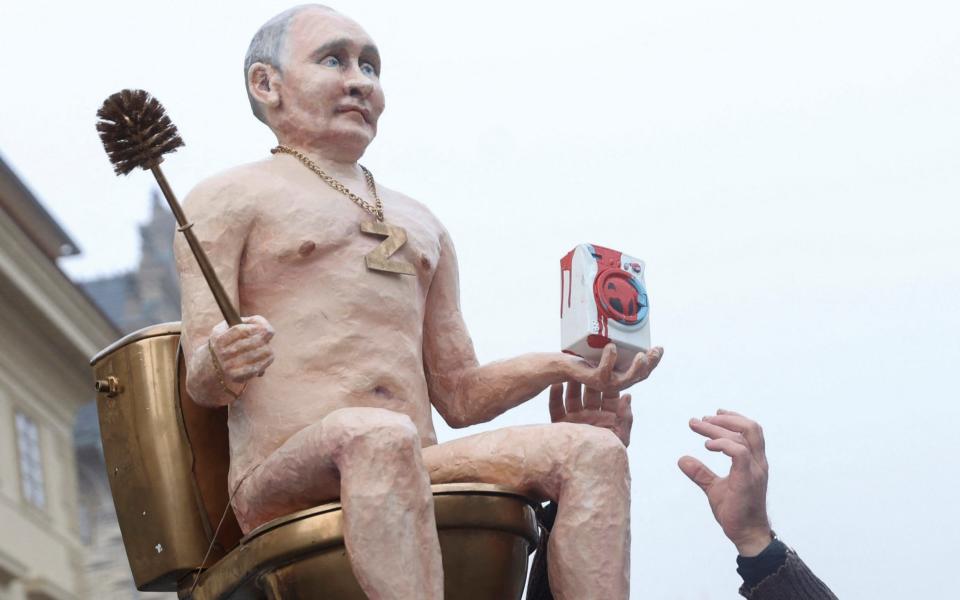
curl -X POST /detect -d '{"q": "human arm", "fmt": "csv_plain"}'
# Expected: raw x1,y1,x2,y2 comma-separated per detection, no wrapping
679,410,838,599
735,541,838,599
548,383,633,446
421,229,662,427
175,178,274,407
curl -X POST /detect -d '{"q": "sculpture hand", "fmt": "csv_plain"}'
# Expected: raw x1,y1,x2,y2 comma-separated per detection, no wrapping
208,315,276,384
678,410,773,556
566,343,663,394
549,382,633,446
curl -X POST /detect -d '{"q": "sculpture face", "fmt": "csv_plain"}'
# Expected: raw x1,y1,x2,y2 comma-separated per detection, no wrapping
275,9,385,156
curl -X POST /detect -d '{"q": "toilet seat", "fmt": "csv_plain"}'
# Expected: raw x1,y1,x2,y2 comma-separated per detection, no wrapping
184,483,538,600
91,324,539,600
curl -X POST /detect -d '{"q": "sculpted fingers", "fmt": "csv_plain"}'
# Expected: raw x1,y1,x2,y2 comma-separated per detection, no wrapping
597,344,617,387
213,324,258,350
583,386,603,410
223,344,273,369
256,354,275,377
217,321,257,344
612,346,664,390
246,354,276,381
562,410,617,429
219,332,271,360
614,393,633,446
243,315,276,339
224,346,274,383
549,384,565,422
616,394,632,422
646,346,664,377
564,381,583,414
678,456,717,493
214,315,275,349
230,357,274,383
602,391,624,414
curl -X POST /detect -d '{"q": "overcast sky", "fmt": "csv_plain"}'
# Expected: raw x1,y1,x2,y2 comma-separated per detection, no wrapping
2,0,959,597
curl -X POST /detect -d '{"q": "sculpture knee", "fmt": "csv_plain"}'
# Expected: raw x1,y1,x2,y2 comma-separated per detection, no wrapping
323,407,421,465
554,423,630,484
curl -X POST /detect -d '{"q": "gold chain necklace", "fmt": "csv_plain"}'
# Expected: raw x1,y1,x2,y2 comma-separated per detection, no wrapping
271,144,384,221
271,144,415,276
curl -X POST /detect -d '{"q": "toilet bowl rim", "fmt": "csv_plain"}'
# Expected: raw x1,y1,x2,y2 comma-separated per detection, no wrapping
242,483,538,543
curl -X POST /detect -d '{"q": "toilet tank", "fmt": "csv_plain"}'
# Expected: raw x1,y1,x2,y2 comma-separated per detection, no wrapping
90,323,242,591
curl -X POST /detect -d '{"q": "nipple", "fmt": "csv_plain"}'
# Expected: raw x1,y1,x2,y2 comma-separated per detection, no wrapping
298,241,316,257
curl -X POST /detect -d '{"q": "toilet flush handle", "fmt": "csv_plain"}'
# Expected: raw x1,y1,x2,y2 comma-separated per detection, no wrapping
95,375,122,398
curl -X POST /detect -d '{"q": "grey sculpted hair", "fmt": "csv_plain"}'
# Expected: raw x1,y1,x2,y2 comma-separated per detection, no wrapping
244,4,333,124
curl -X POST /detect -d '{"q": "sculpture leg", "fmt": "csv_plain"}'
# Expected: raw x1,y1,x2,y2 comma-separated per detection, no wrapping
422,423,630,600
232,407,444,600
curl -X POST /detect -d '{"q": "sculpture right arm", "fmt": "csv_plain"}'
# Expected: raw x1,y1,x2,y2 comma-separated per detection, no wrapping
175,178,271,407
422,226,662,427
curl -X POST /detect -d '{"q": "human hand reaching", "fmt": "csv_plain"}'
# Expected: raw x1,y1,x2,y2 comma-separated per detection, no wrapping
549,382,633,446
678,409,772,556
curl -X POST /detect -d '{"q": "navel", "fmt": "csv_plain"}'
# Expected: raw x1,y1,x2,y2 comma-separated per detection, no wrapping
373,385,395,400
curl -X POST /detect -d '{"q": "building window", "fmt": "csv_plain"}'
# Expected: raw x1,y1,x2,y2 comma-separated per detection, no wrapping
15,411,46,509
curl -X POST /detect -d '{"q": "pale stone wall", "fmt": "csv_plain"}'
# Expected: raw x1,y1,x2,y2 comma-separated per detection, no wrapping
0,156,119,599
0,160,180,600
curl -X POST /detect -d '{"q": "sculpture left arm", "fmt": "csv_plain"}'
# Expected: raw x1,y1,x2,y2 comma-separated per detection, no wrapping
422,229,662,428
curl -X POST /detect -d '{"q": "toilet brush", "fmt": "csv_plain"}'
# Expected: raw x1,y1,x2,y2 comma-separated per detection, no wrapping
95,89,241,327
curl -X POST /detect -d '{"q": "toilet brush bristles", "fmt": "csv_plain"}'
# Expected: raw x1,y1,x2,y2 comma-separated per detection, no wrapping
96,89,184,175
94,88,241,326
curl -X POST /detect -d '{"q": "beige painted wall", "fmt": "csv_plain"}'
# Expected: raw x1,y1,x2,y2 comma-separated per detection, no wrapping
0,167,117,600
0,385,84,600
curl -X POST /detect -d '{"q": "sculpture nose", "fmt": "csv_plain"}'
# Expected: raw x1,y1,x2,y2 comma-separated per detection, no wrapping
345,70,374,98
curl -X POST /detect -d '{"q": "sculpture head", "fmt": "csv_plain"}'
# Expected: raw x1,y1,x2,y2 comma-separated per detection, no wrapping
245,5,385,162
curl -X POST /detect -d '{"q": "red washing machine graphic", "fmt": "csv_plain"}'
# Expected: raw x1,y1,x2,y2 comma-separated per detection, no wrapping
560,244,651,371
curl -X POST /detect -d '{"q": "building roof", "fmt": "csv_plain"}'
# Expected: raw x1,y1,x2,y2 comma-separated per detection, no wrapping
83,273,137,326
0,154,79,261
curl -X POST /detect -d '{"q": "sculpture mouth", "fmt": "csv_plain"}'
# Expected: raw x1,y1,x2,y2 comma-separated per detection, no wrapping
336,105,371,123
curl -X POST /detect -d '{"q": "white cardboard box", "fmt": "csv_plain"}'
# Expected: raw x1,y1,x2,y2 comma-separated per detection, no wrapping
560,243,651,371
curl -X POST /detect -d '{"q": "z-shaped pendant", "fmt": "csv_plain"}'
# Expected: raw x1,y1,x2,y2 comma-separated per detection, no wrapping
360,221,416,275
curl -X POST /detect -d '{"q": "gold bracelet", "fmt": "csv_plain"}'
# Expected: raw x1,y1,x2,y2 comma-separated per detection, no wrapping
208,338,245,401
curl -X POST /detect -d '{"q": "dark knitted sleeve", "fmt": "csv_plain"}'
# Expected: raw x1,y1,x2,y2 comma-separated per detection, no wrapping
739,548,839,600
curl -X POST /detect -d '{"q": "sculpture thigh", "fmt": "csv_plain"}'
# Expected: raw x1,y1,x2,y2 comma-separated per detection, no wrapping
231,407,444,600
422,424,631,600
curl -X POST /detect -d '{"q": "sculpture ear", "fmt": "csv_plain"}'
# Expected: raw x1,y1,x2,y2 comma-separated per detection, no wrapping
248,62,282,111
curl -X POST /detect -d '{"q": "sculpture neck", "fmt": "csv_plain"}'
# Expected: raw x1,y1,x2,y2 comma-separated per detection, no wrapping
274,141,364,181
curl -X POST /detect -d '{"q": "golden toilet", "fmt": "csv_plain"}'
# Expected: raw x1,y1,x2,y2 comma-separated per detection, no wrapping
90,323,540,599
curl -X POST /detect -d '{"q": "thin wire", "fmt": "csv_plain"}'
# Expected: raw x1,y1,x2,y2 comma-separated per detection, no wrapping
187,463,263,596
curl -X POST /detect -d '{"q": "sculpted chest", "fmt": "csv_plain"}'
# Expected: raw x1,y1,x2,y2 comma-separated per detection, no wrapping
241,194,440,286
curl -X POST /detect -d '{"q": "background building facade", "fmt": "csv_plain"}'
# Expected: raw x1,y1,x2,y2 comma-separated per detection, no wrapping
0,156,117,600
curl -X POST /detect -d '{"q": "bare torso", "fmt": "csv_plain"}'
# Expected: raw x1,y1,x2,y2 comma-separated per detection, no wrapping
184,156,445,488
